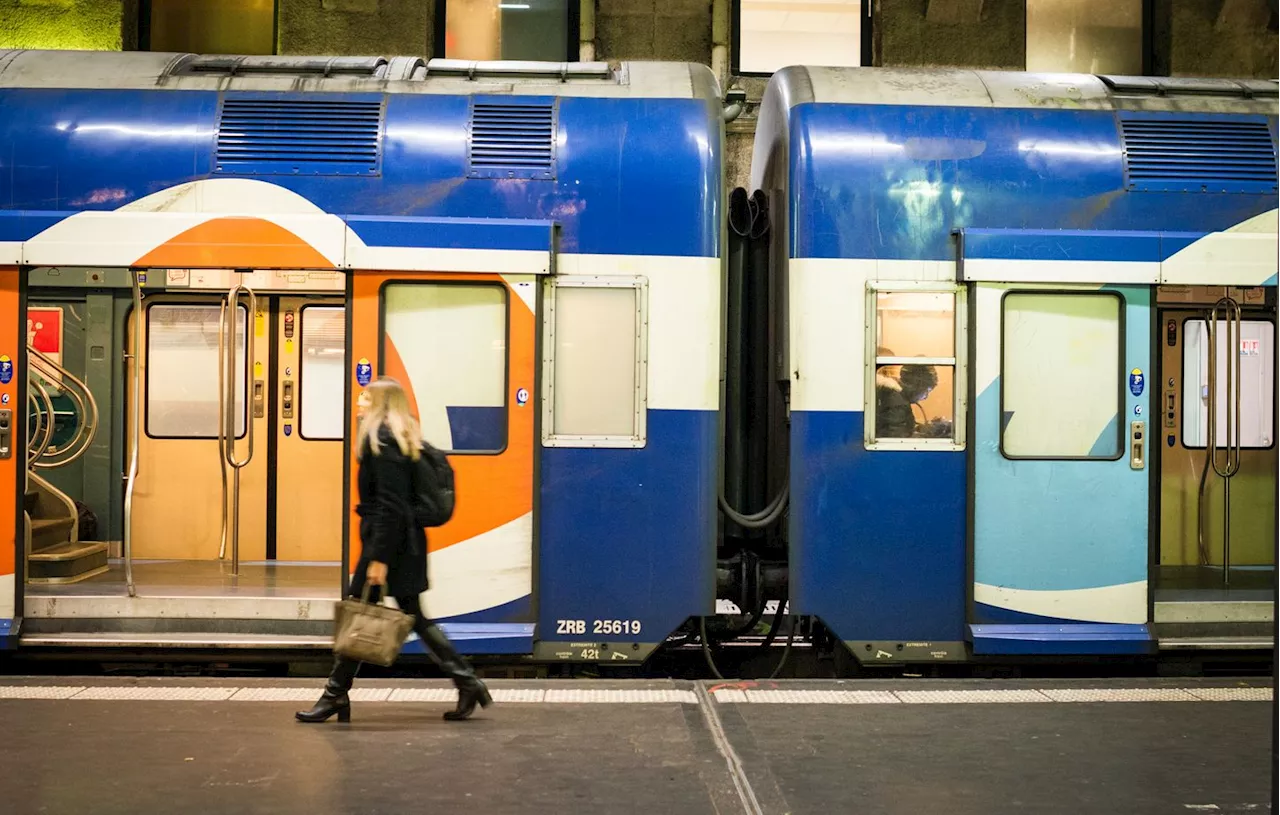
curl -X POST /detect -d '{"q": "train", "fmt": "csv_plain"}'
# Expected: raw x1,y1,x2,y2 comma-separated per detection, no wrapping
0,49,1273,673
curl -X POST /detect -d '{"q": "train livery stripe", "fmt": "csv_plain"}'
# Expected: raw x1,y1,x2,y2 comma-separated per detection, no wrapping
133,216,337,270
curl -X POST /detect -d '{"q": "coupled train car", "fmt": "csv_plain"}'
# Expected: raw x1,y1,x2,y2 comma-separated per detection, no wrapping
0,50,721,665
0,49,1274,672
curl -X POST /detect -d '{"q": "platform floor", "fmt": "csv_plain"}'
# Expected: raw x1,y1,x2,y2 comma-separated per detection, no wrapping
0,677,1272,815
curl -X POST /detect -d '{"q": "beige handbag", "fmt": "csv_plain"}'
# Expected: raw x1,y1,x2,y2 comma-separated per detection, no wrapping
332,584,415,667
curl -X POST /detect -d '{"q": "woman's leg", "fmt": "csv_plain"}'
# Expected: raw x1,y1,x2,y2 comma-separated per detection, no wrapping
295,584,381,723
396,593,492,720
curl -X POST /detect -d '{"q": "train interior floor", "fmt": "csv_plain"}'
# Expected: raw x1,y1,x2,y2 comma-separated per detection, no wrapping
0,677,1271,815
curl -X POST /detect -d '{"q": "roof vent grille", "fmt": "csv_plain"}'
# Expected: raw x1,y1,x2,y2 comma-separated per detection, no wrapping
1120,117,1277,193
467,99,556,180
215,97,383,177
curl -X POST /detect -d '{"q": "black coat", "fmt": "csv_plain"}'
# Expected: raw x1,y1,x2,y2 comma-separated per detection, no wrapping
350,426,428,598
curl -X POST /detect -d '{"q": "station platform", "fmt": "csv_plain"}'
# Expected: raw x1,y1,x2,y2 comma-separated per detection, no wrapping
0,676,1272,814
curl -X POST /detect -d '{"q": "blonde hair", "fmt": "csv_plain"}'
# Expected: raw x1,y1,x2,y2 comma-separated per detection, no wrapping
356,377,421,461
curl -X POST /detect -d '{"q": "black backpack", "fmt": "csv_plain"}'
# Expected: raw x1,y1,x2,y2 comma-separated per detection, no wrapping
410,441,455,527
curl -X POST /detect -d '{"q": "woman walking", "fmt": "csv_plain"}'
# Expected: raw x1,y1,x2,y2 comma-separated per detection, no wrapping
297,377,491,723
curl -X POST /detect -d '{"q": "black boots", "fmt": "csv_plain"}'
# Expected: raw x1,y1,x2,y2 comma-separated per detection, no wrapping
296,656,358,723
295,691,352,723
419,622,493,721
296,626,491,723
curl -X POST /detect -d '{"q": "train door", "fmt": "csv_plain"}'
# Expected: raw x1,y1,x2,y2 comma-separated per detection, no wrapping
127,292,345,574
1154,286,1276,644
350,271,535,633
970,284,1152,653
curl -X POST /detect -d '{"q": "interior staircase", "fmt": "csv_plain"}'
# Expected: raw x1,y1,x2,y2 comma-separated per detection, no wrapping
25,471,108,584
25,343,107,584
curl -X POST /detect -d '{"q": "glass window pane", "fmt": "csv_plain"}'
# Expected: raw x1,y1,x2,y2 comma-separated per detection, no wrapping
1182,319,1275,449
1026,0,1142,74
446,0,568,61
383,284,506,453
300,307,345,441
1002,293,1122,458
149,0,276,55
552,286,639,437
875,363,954,440
740,0,861,74
875,291,955,359
147,305,246,438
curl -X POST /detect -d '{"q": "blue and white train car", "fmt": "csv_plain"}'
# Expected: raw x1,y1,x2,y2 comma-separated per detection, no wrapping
752,68,1277,662
0,51,723,661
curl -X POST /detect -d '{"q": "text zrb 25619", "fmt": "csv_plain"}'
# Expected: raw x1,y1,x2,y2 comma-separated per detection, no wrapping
555,619,642,636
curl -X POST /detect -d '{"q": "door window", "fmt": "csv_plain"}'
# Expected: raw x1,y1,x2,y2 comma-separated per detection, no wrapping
382,283,507,453
299,306,345,441
1181,318,1275,449
1002,292,1123,459
146,304,247,438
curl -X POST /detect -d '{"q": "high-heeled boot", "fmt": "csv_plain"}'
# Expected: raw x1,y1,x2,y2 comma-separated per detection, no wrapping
419,623,492,720
296,656,359,723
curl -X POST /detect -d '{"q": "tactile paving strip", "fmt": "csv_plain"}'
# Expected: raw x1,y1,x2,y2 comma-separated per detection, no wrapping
542,689,698,704
386,688,457,703
0,685,86,699
893,689,1050,705
72,687,239,701
1038,688,1200,703
742,689,901,705
1184,687,1273,702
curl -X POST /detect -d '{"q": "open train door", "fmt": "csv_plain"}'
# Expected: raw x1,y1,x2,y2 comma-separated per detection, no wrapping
347,219,552,657
960,229,1159,657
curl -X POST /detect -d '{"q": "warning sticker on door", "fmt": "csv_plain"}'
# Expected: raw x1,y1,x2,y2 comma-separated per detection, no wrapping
355,357,372,387
0,355,11,385
1128,369,1145,397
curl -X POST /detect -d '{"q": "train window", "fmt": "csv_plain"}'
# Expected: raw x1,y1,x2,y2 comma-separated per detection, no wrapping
299,306,345,442
382,283,507,454
146,304,247,439
542,277,647,448
146,0,277,56
737,0,862,75
1181,319,1275,449
866,287,965,449
444,0,571,61
1026,0,1142,75
1001,292,1123,460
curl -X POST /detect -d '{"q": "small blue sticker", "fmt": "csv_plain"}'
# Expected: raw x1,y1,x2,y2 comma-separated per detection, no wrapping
1128,369,1145,397
355,357,372,387
516,387,529,406
1167,435,1176,448
0,393,8,405
0,355,11,385
284,424,292,437
1134,405,1143,416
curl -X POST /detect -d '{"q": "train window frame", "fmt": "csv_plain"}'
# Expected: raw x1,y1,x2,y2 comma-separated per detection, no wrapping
1178,315,1277,452
435,0,580,63
297,304,345,443
377,280,511,457
541,275,649,449
143,301,249,441
732,0,872,77
998,289,1126,462
863,282,967,452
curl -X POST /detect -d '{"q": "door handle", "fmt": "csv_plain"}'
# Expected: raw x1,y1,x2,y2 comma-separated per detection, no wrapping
1130,420,1145,470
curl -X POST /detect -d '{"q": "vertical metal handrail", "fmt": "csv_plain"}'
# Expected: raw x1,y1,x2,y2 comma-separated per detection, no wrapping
1205,297,1243,586
122,270,143,598
28,346,100,468
222,284,257,576
216,299,230,561
27,380,55,463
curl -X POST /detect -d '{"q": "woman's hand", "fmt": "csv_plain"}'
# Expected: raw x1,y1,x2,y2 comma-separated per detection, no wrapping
366,560,388,586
